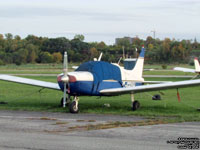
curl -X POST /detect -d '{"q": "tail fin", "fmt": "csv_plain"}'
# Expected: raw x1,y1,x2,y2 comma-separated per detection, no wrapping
194,58,200,73
131,47,145,78
121,47,145,82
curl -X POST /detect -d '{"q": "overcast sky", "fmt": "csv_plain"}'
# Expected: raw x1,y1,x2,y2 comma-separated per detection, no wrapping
0,0,199,44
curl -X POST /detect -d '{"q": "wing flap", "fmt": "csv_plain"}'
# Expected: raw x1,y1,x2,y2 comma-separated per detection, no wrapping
0,75,60,90
100,79,200,95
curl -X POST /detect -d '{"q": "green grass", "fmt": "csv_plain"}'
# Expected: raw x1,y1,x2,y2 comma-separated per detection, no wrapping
0,76,200,122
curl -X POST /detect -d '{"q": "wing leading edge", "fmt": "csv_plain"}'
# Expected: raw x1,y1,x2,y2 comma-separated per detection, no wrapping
0,75,60,90
100,79,200,95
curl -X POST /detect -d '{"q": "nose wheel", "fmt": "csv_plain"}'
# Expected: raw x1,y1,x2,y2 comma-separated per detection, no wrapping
60,95,70,107
69,96,79,113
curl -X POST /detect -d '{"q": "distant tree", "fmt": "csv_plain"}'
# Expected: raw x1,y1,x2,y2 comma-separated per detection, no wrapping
97,41,106,49
68,49,75,62
148,44,154,50
74,34,85,41
162,38,171,62
146,36,154,46
52,52,62,63
132,37,142,47
14,35,21,41
18,48,28,63
178,43,186,59
42,37,71,54
26,44,38,63
0,59,4,65
192,38,198,49
90,47,99,59
5,33,13,40
27,49,37,63
117,38,130,47
0,34,3,40
39,52,53,63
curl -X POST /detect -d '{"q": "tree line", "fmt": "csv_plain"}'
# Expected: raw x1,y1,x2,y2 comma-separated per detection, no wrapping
0,33,199,65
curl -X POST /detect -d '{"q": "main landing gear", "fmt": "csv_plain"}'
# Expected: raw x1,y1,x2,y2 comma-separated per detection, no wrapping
131,92,140,111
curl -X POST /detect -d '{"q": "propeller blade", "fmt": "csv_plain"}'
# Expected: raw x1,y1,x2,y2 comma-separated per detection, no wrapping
63,52,68,76
61,52,69,83
62,51,69,107
63,82,67,107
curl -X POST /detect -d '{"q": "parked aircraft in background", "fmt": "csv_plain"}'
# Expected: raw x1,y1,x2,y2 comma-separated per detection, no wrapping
174,58,200,74
1,48,200,113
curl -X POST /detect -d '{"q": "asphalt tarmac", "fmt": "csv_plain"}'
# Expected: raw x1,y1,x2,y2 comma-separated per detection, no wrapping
0,110,199,150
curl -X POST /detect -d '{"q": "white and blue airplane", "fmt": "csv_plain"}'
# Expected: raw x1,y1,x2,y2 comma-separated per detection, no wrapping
1,47,200,113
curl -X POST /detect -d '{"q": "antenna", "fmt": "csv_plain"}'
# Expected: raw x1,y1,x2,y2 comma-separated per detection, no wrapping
118,57,122,65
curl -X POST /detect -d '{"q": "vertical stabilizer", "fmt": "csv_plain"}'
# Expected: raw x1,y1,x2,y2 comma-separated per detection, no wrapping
121,47,145,81
130,47,145,79
194,58,200,73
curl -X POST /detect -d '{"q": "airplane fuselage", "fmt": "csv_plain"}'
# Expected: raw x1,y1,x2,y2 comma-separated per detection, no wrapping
57,71,123,96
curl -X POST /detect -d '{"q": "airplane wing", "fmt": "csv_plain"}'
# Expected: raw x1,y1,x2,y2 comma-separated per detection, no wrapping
0,75,60,90
173,67,195,73
100,79,200,95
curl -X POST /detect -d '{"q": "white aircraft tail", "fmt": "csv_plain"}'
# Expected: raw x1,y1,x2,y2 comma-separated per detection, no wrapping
130,47,145,79
194,58,200,73
121,47,145,81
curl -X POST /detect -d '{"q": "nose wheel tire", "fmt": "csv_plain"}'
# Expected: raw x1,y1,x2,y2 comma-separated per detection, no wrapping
60,97,69,107
69,101,79,113
132,100,140,111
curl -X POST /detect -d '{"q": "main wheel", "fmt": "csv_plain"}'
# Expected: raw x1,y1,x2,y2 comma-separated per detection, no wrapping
132,101,140,111
69,101,79,113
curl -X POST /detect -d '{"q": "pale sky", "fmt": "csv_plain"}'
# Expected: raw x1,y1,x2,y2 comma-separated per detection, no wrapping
0,0,199,44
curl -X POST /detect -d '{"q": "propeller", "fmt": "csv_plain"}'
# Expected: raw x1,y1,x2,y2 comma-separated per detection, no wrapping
61,52,69,107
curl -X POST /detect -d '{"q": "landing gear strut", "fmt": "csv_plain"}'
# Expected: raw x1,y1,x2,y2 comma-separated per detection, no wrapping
60,95,70,107
69,96,79,113
131,92,140,111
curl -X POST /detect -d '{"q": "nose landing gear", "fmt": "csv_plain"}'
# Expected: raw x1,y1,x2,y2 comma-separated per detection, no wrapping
69,96,79,113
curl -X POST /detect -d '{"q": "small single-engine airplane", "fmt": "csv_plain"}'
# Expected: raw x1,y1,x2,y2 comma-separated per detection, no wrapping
1,47,200,113
174,57,200,74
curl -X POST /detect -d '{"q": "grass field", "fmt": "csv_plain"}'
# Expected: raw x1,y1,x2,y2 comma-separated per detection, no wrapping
0,74,200,122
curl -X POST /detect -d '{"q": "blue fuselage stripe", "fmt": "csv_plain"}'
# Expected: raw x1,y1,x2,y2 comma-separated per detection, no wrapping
58,80,122,96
